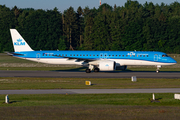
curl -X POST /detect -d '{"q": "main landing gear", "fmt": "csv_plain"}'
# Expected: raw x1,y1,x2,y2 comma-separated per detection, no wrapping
85,64,100,73
85,69,91,73
94,68,99,72
85,68,100,73
156,65,161,73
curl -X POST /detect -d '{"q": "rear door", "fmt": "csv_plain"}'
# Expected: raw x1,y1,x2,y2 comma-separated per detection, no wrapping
36,53,41,60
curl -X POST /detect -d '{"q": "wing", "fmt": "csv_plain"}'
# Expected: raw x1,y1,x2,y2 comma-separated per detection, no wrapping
53,55,98,62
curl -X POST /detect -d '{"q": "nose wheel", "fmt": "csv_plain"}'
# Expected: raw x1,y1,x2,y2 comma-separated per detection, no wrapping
156,70,159,73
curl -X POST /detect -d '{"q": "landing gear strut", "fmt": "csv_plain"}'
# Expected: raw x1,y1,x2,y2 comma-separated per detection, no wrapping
85,64,93,73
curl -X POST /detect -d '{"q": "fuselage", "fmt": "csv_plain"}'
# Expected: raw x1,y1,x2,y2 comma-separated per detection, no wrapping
13,51,177,67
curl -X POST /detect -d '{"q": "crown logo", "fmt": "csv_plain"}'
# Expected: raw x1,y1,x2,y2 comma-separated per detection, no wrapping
105,64,109,66
17,38,22,42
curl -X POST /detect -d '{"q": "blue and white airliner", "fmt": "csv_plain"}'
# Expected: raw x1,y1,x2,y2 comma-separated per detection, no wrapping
9,29,177,73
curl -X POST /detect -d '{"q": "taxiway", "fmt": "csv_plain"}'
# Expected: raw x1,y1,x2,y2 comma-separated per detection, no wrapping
0,70,180,78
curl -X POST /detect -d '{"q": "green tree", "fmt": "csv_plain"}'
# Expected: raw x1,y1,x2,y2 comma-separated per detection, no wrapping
0,5,15,52
63,7,78,50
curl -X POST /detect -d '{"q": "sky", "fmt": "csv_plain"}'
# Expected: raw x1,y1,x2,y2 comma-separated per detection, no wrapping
0,0,179,12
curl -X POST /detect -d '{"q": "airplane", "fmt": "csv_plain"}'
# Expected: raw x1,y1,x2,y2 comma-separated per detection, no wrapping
9,29,177,73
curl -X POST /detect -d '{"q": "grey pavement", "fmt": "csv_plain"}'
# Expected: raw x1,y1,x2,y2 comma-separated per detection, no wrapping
0,88,180,94
0,70,180,78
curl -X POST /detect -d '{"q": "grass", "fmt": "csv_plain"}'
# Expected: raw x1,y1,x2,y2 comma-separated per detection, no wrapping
0,77,180,89
0,93,179,106
1,105,180,120
0,94,180,120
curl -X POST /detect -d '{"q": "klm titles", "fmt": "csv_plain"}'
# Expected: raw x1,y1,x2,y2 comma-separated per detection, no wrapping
14,39,25,46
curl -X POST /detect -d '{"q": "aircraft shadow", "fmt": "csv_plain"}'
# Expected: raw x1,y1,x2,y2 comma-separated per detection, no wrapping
53,67,87,72
52,66,180,73
53,68,180,73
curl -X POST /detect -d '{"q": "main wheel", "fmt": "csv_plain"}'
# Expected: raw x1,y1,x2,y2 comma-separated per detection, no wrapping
94,68,99,72
85,69,91,73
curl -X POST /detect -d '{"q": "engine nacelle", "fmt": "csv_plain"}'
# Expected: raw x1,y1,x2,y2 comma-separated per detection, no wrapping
99,61,116,71
116,65,127,70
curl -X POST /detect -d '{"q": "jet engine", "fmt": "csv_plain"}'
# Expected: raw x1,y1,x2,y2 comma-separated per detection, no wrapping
99,61,116,71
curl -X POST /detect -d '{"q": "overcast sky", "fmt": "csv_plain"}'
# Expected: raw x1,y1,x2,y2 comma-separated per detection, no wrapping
1,0,179,12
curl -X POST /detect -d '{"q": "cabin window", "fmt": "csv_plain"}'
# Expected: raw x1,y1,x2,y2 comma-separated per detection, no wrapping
133,55,135,57
73,54,75,56
83,55,85,56
147,55,148,57
93,55,95,56
80,55,82,56
116,55,117,57
112,55,114,57
119,55,121,57
70,54,72,56
87,55,88,56
140,55,142,57
122,55,124,57
65,54,67,56
97,55,99,56
126,55,128,57
143,55,145,57
109,55,111,56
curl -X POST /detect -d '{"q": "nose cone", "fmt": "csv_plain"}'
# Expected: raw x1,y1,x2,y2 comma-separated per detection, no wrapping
169,57,177,64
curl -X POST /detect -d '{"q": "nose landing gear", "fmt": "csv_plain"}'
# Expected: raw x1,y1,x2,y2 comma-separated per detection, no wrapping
156,65,161,73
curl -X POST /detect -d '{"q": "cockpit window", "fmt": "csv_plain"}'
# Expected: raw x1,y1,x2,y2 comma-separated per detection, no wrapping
162,54,168,57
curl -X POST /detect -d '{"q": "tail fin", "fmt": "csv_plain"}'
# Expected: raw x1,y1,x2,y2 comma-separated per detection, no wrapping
10,29,33,52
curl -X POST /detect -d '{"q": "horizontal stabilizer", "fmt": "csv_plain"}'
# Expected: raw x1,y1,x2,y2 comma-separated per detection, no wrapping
5,52,24,56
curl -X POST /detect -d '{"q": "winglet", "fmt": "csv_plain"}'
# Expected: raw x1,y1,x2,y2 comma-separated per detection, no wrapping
10,29,34,52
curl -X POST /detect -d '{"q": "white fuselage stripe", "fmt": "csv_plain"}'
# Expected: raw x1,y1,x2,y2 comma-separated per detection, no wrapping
20,57,175,66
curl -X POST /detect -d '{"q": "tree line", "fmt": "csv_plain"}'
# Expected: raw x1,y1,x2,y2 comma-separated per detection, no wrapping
0,0,180,53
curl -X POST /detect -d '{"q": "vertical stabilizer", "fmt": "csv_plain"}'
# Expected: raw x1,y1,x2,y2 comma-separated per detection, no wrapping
10,29,33,52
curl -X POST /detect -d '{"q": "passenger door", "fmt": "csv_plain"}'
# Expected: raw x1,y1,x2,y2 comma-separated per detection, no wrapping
154,54,158,61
